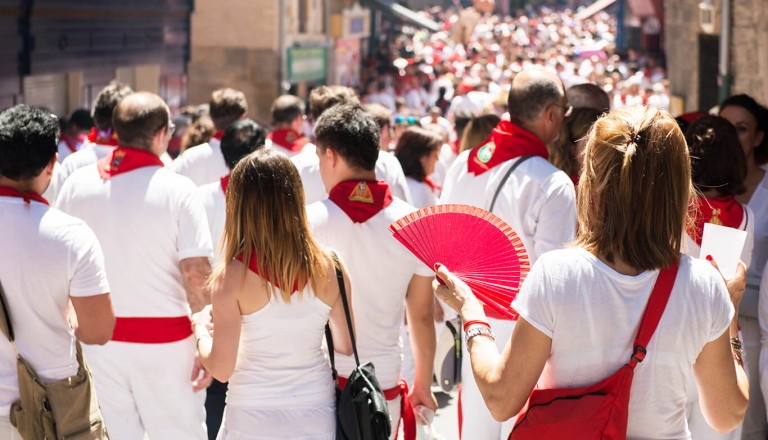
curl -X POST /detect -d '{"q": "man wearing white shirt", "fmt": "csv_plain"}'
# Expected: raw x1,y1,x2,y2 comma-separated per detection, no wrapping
173,88,247,186
264,94,313,158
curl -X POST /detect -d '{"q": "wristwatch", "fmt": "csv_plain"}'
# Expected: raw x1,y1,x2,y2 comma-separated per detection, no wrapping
465,325,495,345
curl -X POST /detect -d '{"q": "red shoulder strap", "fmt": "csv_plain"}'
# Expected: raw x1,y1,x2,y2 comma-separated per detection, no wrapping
628,261,679,368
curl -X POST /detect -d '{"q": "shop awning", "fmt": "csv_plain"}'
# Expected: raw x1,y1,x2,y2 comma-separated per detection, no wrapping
364,0,441,32
575,0,618,20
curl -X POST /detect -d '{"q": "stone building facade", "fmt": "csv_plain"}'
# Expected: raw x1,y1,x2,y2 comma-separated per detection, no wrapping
666,0,768,112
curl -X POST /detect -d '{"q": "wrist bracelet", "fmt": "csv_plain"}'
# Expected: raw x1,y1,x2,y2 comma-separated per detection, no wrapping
463,320,491,332
731,337,743,364
465,325,495,345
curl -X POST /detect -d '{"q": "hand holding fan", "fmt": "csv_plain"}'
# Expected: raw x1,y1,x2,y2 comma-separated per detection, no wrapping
388,204,530,319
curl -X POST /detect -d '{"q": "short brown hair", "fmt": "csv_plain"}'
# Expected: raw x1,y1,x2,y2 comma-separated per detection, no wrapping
548,107,602,177
686,115,746,196
575,106,691,271
92,81,133,131
112,92,169,151
209,88,248,130
395,127,443,181
308,85,359,121
271,94,305,125
364,103,392,129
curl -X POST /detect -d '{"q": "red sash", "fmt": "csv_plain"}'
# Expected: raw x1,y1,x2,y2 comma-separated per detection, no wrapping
467,121,548,175
689,195,745,245
423,176,442,192
235,253,300,293
328,180,394,223
0,186,49,206
97,147,164,180
220,174,231,195
268,129,309,153
337,376,416,440
86,128,120,147
111,316,192,343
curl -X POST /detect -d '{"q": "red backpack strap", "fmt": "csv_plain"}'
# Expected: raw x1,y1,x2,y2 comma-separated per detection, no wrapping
628,261,679,368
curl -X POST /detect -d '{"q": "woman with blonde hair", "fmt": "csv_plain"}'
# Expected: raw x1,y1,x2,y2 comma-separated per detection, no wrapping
434,106,749,438
193,149,354,440
547,107,602,185
459,114,500,152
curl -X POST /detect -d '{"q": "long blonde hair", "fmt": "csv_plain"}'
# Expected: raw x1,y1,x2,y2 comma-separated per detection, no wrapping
575,106,693,271
212,149,330,301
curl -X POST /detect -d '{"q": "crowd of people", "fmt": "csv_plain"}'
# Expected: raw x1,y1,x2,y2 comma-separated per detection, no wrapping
1,2,768,440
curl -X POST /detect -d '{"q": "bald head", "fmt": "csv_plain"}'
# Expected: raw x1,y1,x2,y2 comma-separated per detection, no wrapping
112,92,170,151
566,83,610,113
507,69,565,124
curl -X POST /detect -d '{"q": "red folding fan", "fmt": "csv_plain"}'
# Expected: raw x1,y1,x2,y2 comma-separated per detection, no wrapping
389,204,530,319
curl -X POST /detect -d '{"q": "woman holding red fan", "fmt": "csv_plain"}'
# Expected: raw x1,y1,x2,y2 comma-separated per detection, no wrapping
434,106,750,439
192,149,355,439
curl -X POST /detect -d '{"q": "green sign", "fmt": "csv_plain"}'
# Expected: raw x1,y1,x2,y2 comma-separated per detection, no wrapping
287,47,327,83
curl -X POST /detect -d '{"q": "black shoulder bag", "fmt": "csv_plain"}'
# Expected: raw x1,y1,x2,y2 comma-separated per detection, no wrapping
325,253,391,440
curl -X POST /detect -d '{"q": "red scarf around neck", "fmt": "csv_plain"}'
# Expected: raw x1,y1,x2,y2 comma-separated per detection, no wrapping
0,186,48,205
268,129,309,153
328,180,394,223
235,253,299,293
212,130,224,141
220,174,231,194
97,147,164,180
689,195,745,245
423,176,442,192
86,128,120,147
467,120,548,175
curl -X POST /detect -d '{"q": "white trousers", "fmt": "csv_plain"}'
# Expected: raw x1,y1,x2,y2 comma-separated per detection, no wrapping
740,316,767,439
460,318,516,440
0,416,21,439
83,336,207,440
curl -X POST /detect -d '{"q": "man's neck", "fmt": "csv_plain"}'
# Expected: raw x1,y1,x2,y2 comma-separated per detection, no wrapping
0,176,40,195
515,119,547,144
328,169,377,190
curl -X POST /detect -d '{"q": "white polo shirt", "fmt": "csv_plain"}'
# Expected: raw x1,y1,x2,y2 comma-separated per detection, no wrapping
0,196,109,412
197,179,227,266
291,147,414,205
172,138,229,186
440,152,577,264
56,164,212,317
307,197,432,388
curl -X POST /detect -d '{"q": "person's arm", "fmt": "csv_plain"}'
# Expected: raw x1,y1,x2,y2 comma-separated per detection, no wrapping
69,294,115,345
328,259,354,356
180,257,212,314
405,274,438,411
193,260,243,382
433,264,550,421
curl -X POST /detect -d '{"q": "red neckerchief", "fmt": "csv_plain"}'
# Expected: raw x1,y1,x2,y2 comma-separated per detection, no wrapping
0,186,49,205
328,180,394,223
235,253,299,293
220,174,230,194
212,130,224,141
61,135,79,153
450,139,460,155
86,128,120,147
268,129,309,153
97,146,164,180
424,176,442,192
467,120,548,175
689,195,744,245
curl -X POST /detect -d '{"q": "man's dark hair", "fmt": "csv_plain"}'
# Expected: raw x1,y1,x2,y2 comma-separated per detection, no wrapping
68,109,94,131
363,103,392,129
314,104,379,171
209,88,248,130
308,85,359,121
112,92,170,151
92,81,134,131
566,83,610,113
221,118,266,170
271,95,305,126
686,115,747,196
508,77,564,123
0,105,59,180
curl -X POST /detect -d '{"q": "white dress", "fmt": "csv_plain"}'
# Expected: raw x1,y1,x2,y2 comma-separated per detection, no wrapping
219,287,336,440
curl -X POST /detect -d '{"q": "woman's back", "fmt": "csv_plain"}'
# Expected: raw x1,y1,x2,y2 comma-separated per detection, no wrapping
513,248,733,439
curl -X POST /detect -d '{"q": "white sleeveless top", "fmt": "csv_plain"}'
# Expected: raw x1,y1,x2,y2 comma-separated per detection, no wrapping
226,288,335,409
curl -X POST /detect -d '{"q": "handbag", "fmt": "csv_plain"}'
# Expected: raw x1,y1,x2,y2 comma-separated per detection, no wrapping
325,252,392,440
0,281,109,439
509,262,679,440
434,316,462,393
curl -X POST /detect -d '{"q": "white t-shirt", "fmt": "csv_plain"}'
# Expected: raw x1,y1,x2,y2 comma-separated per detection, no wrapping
197,180,227,266
265,138,315,159
406,177,438,209
440,152,577,263
172,138,229,186
0,197,110,411
56,165,213,317
291,147,414,205
513,248,733,440
307,197,432,388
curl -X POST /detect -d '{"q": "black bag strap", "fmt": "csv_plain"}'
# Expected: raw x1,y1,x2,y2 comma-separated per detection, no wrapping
489,155,533,213
325,251,360,373
0,281,15,342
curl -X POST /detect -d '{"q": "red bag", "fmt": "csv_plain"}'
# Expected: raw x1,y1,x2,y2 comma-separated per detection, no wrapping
509,263,679,440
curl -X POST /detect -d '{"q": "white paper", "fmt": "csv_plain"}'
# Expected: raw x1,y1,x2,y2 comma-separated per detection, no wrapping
699,223,747,279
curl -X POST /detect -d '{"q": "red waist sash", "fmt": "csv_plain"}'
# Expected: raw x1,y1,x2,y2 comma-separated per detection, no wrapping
111,316,192,344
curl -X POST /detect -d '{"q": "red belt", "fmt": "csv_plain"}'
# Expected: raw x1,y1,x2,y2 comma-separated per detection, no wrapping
337,376,416,440
111,316,192,343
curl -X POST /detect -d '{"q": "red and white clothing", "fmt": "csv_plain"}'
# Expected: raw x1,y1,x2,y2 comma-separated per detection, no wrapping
405,177,439,209
198,175,229,266
57,134,87,163
307,180,432,437
56,147,212,439
220,279,335,440
439,120,577,439
291,147,414,205
0,190,109,436
265,129,313,158
172,134,229,186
